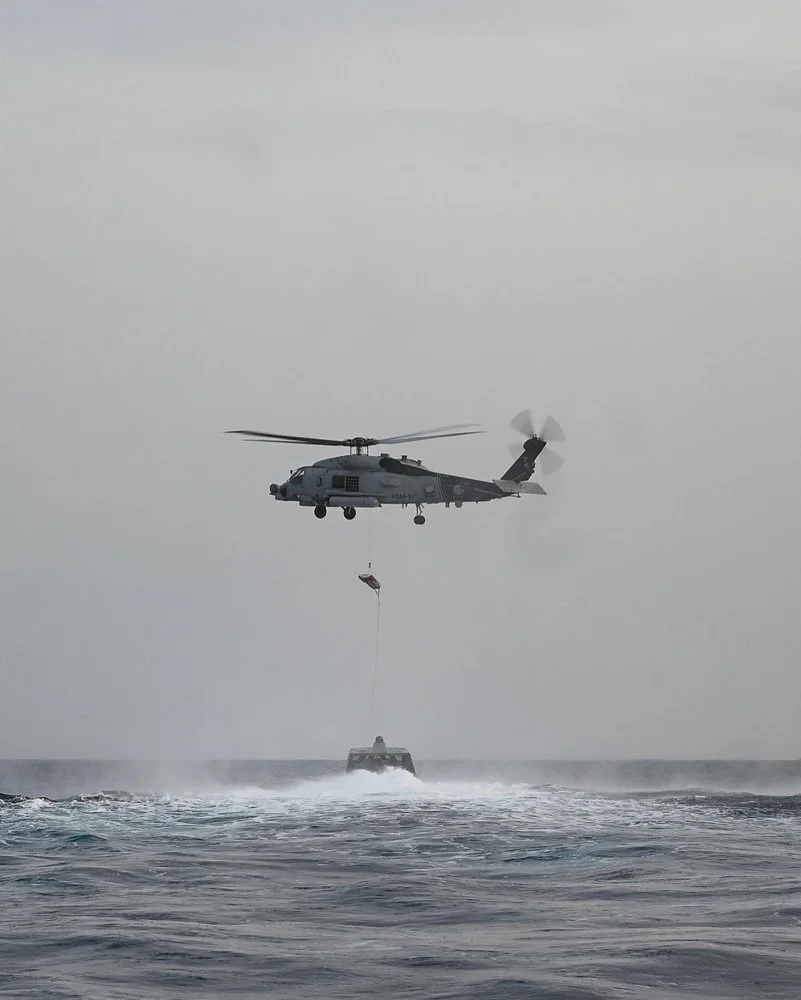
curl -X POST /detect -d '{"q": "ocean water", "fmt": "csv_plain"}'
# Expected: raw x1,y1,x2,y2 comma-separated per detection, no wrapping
2,759,800,999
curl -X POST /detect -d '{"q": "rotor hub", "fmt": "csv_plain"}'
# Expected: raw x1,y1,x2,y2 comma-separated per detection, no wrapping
346,436,375,454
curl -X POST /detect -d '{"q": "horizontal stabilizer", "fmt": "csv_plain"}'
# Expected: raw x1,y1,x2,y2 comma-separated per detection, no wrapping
493,479,547,495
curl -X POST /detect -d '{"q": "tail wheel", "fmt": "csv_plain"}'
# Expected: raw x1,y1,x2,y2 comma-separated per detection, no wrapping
413,514,425,525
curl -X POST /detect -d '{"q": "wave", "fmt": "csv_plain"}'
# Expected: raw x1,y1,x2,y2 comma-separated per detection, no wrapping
4,770,801,821
0,789,136,807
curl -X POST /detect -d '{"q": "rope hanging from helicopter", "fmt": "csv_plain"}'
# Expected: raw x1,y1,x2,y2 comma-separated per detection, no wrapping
359,511,382,727
368,589,381,727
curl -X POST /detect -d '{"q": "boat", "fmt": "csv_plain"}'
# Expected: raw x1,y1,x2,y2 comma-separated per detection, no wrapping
345,735,416,775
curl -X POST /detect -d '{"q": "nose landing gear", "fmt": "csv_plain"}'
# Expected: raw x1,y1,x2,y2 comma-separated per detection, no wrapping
314,505,327,518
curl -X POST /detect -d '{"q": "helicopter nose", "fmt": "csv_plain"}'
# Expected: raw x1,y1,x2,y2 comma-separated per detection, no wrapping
278,484,288,498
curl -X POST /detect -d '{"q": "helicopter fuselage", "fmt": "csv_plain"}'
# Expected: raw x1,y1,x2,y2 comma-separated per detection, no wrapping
269,451,542,523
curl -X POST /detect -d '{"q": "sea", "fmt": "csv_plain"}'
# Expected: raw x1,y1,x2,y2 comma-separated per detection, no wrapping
2,758,800,999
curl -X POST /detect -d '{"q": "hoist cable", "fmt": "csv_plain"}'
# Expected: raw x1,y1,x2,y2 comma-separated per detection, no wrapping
367,592,380,728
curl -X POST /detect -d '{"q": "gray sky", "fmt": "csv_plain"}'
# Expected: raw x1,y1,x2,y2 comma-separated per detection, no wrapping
2,1,800,759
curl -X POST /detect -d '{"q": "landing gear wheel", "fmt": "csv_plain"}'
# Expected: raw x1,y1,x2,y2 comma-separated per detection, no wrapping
314,505,327,519
413,514,425,525
343,506,356,520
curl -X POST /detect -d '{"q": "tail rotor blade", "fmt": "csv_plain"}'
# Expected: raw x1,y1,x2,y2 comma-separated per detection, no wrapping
539,415,565,443
537,447,565,475
510,409,537,438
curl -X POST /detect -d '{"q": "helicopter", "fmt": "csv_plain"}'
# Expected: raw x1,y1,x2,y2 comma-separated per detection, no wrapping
226,410,565,525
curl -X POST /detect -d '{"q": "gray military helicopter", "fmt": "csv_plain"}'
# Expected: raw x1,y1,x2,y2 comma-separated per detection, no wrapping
226,410,565,525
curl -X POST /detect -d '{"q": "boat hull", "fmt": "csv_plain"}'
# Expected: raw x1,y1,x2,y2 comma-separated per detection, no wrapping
345,736,416,775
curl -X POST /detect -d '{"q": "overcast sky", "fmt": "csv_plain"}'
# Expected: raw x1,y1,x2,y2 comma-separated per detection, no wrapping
2,1,800,760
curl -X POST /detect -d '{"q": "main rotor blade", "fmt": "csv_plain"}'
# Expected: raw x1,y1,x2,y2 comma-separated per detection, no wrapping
384,429,486,445
226,422,487,447
225,430,347,446
377,424,484,445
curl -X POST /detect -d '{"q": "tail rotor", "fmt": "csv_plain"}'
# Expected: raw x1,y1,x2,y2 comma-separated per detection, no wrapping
507,410,566,478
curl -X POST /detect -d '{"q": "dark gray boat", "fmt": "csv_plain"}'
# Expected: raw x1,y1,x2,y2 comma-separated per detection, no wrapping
345,736,416,775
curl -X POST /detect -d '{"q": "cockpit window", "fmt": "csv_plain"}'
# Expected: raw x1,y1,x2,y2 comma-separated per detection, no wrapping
289,468,306,483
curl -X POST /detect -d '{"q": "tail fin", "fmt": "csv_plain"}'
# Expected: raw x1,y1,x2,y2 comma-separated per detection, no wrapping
501,439,546,483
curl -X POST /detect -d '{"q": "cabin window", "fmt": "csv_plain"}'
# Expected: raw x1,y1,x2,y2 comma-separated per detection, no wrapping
345,476,359,492
332,475,345,489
